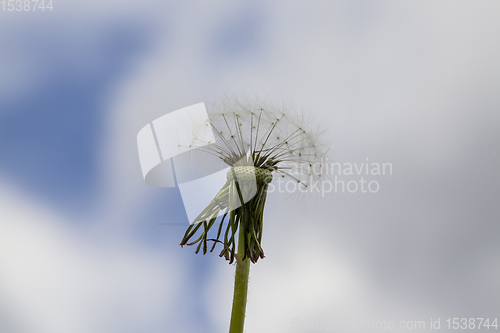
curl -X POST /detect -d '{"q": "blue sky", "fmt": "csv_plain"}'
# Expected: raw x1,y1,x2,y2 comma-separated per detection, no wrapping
1,1,499,333
0,18,154,213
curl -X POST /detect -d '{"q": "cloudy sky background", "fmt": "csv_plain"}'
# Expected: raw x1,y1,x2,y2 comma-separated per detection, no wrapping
1,1,499,332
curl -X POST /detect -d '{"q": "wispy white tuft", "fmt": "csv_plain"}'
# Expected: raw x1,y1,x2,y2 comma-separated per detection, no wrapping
187,95,329,189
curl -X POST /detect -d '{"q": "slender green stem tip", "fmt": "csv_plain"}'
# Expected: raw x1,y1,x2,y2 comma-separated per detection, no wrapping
229,223,251,333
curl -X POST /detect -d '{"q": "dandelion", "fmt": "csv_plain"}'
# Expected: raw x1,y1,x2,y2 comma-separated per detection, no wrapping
178,95,328,333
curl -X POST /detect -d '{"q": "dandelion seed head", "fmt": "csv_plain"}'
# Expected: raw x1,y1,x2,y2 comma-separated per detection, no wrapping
180,95,329,263
193,95,329,189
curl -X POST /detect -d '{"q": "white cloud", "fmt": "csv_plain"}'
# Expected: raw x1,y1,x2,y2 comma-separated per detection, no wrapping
0,182,182,333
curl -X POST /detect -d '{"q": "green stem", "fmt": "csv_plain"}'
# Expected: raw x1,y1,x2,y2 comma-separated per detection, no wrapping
229,221,250,333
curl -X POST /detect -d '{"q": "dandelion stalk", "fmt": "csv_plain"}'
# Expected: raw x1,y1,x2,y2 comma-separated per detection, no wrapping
179,96,328,332
229,220,251,333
